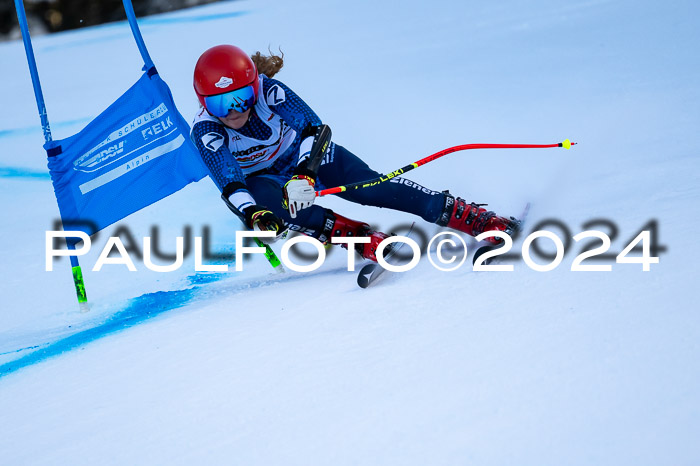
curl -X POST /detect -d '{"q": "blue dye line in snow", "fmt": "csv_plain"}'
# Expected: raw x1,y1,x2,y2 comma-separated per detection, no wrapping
2,8,249,138
140,9,250,25
0,286,201,378
0,268,347,379
0,265,234,376
38,9,250,52
1,10,250,138
0,270,239,378
186,272,229,286
0,166,51,180
0,117,93,139
0,344,44,356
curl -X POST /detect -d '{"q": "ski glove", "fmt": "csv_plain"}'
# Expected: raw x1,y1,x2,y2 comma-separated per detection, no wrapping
243,205,286,237
283,175,316,218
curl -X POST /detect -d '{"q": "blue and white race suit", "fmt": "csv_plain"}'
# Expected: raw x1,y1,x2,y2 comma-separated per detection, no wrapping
191,74,446,240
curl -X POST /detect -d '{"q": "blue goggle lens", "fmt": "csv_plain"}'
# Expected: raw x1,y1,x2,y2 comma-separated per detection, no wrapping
204,85,256,117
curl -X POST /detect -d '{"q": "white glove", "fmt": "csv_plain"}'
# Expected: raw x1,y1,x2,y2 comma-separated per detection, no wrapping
283,175,316,218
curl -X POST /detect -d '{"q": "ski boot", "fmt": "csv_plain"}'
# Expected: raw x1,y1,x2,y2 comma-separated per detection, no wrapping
330,212,390,262
437,192,519,244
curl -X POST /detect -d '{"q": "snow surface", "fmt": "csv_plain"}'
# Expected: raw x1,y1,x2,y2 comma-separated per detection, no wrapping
1,0,699,464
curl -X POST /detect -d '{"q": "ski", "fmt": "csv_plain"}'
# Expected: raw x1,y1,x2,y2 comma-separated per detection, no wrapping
357,223,416,288
472,202,531,266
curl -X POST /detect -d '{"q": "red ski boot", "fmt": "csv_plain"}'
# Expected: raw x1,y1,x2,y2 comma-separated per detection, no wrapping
330,213,390,262
437,193,518,244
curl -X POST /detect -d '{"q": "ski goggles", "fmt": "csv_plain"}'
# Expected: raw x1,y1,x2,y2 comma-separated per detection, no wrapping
204,85,256,117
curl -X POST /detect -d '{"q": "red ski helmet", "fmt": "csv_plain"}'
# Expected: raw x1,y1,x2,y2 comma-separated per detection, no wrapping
193,45,259,116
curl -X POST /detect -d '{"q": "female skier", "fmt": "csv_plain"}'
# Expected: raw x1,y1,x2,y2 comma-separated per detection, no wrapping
191,45,517,262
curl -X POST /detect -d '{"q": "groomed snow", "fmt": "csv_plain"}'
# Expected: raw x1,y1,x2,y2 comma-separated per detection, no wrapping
1,0,699,464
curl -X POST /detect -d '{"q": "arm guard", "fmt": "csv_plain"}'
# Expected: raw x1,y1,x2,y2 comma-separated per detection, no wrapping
295,124,332,179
